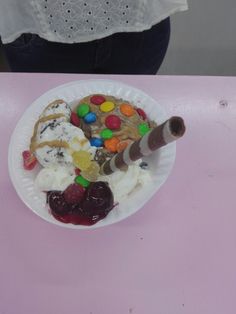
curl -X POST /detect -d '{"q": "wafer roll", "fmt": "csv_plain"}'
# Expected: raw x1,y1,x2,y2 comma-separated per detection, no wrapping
100,116,185,175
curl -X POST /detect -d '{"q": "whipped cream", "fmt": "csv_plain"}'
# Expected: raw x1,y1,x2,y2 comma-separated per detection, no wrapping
35,166,76,191
98,161,151,202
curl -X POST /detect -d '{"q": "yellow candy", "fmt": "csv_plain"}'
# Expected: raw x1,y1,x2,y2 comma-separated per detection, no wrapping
81,161,100,182
72,151,92,170
100,101,115,113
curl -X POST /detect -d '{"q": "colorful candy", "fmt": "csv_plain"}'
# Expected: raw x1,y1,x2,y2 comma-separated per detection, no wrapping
104,137,120,153
90,95,106,105
22,150,37,170
84,112,97,124
90,137,104,147
81,161,100,182
72,151,91,170
77,103,90,117
120,103,135,117
75,175,90,188
136,108,147,120
138,122,150,136
117,140,132,153
100,101,115,113
105,115,121,130
70,112,80,127
100,128,113,140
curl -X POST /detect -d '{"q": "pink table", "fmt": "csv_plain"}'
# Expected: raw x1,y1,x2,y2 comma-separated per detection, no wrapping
0,73,236,314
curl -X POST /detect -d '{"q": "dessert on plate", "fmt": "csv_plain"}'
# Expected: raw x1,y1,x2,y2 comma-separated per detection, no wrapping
22,94,185,226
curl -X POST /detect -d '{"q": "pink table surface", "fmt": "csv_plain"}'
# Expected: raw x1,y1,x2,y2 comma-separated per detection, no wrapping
0,73,236,314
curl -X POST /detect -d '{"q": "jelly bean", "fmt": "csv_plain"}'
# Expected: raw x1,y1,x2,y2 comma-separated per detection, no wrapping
138,122,150,136
100,128,113,140
104,137,120,153
90,95,106,105
84,112,97,124
105,115,121,130
70,111,80,127
117,140,132,153
100,101,115,113
120,103,135,117
90,137,104,147
136,108,147,120
76,103,90,117
75,175,90,188
72,151,91,170
81,161,100,182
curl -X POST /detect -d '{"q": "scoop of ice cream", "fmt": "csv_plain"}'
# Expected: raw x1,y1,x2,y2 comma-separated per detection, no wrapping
98,161,151,202
35,122,96,167
41,100,71,120
35,166,76,191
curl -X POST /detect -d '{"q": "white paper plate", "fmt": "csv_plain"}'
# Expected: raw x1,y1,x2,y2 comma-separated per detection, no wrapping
8,79,176,229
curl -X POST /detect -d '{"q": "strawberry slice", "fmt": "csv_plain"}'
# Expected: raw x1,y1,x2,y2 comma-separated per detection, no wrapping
22,150,37,170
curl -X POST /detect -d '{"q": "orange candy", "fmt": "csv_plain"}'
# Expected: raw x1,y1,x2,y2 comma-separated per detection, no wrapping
116,140,132,153
120,103,135,117
104,137,120,153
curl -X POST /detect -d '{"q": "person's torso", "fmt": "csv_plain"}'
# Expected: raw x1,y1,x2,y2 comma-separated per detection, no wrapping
0,0,188,43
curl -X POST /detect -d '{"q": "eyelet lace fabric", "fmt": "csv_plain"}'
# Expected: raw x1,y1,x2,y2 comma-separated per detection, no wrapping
0,0,188,43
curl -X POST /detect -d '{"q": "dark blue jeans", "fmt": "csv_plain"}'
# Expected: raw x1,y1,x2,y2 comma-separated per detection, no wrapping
3,18,170,74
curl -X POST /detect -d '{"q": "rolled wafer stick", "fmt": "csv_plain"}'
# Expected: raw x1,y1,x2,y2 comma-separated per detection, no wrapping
100,116,185,175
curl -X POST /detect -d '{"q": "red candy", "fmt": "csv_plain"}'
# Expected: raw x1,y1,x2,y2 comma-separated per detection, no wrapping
22,150,37,170
136,108,147,120
63,183,85,205
70,111,80,127
105,115,121,130
90,95,106,105
74,168,81,176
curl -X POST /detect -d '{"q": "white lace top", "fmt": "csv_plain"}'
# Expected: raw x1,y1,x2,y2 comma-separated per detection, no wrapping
0,0,188,44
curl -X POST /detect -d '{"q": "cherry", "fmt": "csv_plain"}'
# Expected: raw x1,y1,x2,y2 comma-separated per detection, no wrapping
47,191,70,215
63,183,85,205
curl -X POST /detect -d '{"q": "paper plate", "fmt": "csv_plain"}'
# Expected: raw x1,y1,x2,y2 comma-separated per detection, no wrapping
8,79,176,229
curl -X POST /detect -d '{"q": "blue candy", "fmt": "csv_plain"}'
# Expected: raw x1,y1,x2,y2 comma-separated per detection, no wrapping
84,112,97,124
90,137,104,147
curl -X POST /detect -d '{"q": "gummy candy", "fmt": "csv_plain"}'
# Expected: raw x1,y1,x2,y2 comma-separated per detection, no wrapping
75,175,90,188
72,151,91,170
81,161,100,182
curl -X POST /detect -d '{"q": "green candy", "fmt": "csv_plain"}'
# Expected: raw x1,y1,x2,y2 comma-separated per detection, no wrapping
75,175,90,188
76,103,90,118
100,128,113,139
138,122,150,136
